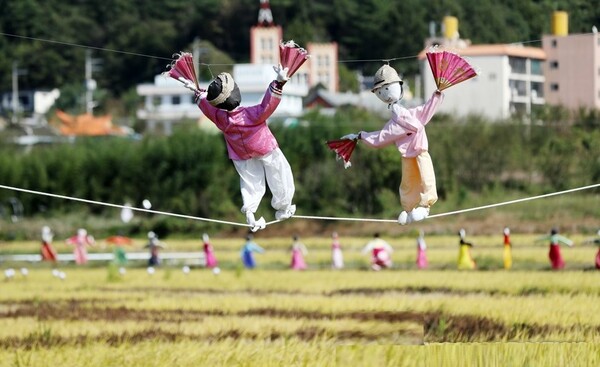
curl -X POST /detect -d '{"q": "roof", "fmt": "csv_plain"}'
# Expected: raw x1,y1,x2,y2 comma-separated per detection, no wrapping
418,44,546,60
54,110,129,136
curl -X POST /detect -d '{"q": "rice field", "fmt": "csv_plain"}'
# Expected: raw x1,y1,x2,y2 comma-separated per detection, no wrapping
1,234,600,366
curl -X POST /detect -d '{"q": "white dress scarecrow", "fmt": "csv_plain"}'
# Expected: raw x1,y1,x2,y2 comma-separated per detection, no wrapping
171,42,308,232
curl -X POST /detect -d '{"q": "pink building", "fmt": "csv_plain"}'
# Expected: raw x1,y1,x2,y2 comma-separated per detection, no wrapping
542,12,600,110
249,0,338,92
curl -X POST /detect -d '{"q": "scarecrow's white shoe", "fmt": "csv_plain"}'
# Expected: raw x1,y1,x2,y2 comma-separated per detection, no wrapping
398,211,410,225
410,207,430,222
252,217,266,232
275,205,296,221
246,212,266,232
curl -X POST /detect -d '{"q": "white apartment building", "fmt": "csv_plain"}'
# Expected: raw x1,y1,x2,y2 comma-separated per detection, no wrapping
419,44,546,120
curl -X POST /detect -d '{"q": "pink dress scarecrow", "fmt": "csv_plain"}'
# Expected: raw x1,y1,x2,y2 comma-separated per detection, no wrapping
290,235,308,270
202,233,218,268
539,228,573,270
66,228,95,265
338,65,444,226
362,233,393,271
416,231,428,269
331,232,344,270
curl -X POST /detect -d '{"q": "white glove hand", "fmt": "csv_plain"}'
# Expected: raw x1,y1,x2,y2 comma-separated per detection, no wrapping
184,80,198,92
273,64,289,82
341,133,359,141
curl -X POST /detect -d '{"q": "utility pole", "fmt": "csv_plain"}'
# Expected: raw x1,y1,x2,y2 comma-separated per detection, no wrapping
11,61,27,125
85,50,101,114
192,38,210,82
193,37,201,78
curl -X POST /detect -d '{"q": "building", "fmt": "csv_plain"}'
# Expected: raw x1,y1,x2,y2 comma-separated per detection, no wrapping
136,74,202,135
1,89,60,124
249,0,338,92
418,16,546,120
542,11,600,110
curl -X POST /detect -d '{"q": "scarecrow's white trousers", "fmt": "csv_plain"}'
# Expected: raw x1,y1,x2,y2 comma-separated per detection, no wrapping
233,148,295,215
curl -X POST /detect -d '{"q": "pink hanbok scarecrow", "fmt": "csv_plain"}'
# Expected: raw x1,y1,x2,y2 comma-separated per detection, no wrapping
331,232,344,270
66,228,95,265
416,231,428,269
202,233,218,269
338,65,444,225
331,53,475,225
290,235,308,270
362,233,393,271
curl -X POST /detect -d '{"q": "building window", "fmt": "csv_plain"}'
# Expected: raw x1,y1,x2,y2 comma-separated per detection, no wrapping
152,96,161,107
550,61,559,69
509,80,526,97
531,82,544,98
172,96,181,105
509,57,526,74
550,83,559,91
317,55,324,67
531,60,542,75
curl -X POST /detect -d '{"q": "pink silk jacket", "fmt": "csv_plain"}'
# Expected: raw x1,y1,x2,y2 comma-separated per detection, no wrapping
198,82,283,161
360,92,443,158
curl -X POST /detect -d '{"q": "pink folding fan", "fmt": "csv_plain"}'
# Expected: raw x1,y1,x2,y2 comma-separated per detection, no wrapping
426,50,477,91
166,52,201,92
279,40,310,77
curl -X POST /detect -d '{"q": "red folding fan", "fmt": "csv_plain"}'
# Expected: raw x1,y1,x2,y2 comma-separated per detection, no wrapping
279,40,310,77
426,50,477,91
326,138,358,169
166,52,200,92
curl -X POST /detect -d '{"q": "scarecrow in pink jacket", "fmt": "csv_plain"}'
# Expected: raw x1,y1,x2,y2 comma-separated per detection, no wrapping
362,233,394,271
202,233,218,269
290,235,308,270
339,65,443,225
66,228,95,265
331,232,344,270
191,68,296,232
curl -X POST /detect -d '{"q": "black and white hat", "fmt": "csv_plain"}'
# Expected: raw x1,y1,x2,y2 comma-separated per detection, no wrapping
207,72,241,111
